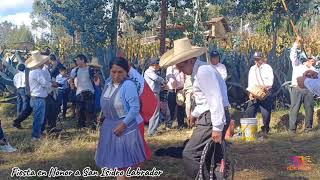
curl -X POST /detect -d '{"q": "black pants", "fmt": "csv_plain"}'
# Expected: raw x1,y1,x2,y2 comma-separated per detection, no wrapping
167,90,185,128
289,87,314,130
76,91,95,129
42,94,60,131
245,95,273,133
183,110,230,179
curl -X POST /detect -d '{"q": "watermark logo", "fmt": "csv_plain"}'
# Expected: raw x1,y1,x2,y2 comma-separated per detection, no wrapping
287,156,312,171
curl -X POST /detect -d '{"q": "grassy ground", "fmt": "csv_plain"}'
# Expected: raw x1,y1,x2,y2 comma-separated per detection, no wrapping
0,103,320,180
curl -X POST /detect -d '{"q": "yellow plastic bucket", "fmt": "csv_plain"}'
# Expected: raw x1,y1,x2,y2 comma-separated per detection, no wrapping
240,118,258,141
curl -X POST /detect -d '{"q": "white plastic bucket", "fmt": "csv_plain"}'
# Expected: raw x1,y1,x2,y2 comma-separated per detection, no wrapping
240,118,258,141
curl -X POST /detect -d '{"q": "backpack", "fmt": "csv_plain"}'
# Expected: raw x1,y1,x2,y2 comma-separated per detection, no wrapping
196,140,234,180
74,66,96,89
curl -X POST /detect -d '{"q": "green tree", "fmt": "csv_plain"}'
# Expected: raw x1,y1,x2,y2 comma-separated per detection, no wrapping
6,25,34,48
0,21,15,46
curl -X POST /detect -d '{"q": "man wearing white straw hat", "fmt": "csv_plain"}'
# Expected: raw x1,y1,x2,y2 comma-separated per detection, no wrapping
160,38,230,179
25,50,55,140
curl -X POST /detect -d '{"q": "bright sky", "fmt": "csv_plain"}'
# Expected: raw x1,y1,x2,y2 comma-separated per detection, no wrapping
0,0,50,38
0,0,33,26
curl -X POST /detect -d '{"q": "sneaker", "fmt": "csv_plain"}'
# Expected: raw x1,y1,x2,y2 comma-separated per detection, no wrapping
31,137,41,142
13,122,23,129
0,143,17,153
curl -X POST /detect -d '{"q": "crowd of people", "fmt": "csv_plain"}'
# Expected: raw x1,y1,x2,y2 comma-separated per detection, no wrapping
0,36,320,179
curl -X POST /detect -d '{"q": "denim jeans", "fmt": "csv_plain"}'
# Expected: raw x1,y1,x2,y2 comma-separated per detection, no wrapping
148,93,160,135
245,95,273,133
0,121,5,140
57,88,69,116
30,97,46,138
16,88,28,116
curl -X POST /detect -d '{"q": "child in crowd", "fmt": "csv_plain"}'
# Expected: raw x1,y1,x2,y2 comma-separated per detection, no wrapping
56,67,69,118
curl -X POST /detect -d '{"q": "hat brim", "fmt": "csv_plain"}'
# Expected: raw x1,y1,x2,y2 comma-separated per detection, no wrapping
25,56,49,68
160,47,207,67
88,64,102,68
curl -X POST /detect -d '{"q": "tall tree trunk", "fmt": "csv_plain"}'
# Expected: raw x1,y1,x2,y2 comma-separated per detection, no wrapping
160,0,167,55
110,0,120,59
101,0,120,79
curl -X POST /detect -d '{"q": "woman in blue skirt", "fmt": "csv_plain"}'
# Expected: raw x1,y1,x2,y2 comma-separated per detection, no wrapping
95,57,146,180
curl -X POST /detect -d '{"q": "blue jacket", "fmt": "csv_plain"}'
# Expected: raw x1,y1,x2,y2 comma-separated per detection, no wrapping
103,78,143,125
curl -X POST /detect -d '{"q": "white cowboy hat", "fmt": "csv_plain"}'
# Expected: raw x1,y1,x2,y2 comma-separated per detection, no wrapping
88,56,102,68
25,50,49,68
159,38,207,67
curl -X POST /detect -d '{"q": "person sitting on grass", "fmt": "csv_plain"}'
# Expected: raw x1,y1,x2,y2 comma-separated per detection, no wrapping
0,120,17,153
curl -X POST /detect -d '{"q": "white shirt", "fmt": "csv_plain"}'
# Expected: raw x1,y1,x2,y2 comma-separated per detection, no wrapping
305,74,320,96
144,67,164,93
184,75,193,94
191,60,226,131
212,63,227,80
166,65,185,90
70,66,95,95
13,71,26,88
42,65,53,94
290,42,316,86
56,74,69,89
29,69,51,98
247,63,274,91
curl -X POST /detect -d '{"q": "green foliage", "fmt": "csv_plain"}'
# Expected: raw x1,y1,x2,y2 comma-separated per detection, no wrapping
4,25,34,48
0,21,15,46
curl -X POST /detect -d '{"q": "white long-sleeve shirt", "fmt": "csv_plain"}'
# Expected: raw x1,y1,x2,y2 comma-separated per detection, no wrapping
166,65,185,90
42,65,53,94
290,42,316,86
212,63,227,80
29,69,51,98
191,60,227,131
305,74,320,96
144,67,164,93
13,71,26,88
247,63,274,91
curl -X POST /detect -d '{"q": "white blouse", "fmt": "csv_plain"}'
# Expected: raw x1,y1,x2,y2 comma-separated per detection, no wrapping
103,84,126,119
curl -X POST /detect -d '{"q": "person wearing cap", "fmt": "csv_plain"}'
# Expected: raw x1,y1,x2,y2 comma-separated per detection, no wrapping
289,36,317,133
245,52,274,135
160,38,230,179
13,63,27,117
25,51,57,140
210,50,228,80
144,58,165,136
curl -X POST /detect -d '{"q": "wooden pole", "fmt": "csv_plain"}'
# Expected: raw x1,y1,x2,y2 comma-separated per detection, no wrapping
281,0,308,57
160,0,168,55
281,0,299,36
